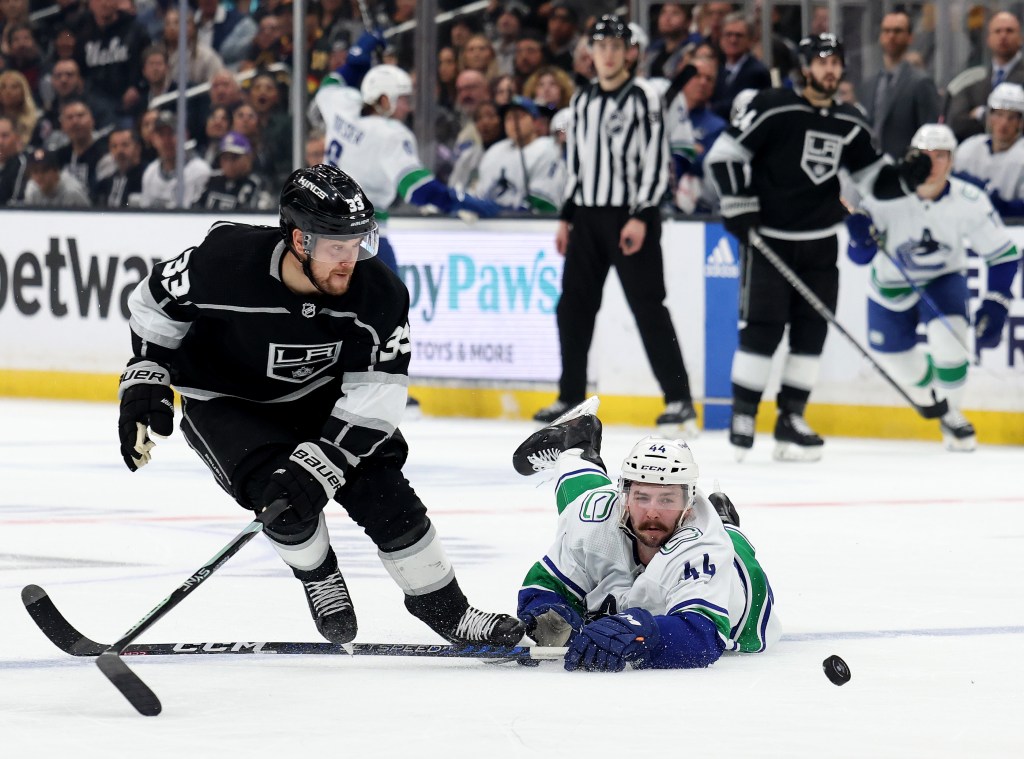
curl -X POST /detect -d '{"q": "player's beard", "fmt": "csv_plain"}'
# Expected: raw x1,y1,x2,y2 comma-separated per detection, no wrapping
312,265,354,296
807,69,840,98
631,518,675,549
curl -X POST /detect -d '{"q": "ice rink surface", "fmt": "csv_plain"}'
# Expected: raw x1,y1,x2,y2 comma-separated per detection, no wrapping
1,398,1022,758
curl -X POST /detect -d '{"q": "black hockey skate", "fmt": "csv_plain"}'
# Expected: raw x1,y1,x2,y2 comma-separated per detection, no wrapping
709,491,740,528
444,607,527,647
513,397,604,475
729,410,756,462
940,409,976,452
773,412,824,462
295,552,357,644
656,400,699,438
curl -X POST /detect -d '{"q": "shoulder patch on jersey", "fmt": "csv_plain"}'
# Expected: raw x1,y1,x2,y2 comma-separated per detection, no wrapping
660,526,702,554
579,490,616,522
959,181,982,201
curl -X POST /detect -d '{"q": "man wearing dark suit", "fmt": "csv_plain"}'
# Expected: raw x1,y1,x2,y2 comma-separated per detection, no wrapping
865,10,940,158
946,11,1024,142
709,13,772,121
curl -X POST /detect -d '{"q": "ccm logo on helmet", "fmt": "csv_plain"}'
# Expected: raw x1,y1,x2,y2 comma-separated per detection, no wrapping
640,465,667,471
296,176,328,199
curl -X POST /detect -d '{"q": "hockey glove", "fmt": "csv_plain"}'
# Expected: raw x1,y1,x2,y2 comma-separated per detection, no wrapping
845,210,879,265
720,195,760,244
974,293,1011,350
564,607,662,672
261,442,346,522
452,191,502,220
897,149,932,190
117,359,174,471
520,601,584,647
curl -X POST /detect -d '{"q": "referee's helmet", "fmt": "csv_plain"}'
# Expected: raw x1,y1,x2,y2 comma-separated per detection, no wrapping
589,14,632,45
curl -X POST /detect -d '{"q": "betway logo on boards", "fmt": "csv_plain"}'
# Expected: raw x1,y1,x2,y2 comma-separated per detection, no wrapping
705,237,740,278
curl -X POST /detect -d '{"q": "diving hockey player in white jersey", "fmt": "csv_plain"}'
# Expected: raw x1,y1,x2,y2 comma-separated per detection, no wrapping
512,399,779,671
475,95,565,212
953,82,1024,218
312,63,501,272
846,124,1020,451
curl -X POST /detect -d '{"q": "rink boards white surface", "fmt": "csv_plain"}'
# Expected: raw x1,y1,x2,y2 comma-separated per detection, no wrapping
1,399,1021,758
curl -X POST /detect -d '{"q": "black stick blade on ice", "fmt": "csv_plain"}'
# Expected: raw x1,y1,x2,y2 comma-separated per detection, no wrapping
96,650,162,716
22,584,105,656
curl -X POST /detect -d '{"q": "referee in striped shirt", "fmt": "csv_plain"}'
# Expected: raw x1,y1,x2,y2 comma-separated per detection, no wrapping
534,15,697,435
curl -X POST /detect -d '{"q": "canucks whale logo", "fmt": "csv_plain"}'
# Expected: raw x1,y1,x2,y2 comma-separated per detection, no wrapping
894,228,949,272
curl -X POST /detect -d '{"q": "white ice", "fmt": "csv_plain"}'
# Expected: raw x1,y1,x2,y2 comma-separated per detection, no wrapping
1,398,1022,758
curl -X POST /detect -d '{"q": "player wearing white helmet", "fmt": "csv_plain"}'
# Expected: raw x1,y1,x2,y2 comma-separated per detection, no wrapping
954,82,1024,218
512,398,780,672
845,123,1020,451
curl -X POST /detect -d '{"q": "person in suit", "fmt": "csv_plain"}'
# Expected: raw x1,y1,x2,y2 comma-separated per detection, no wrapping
709,12,771,121
946,11,1024,142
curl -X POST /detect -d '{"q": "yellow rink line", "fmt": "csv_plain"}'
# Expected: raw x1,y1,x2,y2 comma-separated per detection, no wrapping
2,369,1021,446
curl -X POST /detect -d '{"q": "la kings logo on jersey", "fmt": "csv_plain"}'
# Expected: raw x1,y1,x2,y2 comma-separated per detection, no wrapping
267,342,341,382
800,130,843,184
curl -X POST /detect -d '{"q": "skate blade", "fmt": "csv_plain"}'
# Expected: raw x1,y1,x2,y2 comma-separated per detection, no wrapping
942,434,977,452
656,419,700,439
548,396,601,426
772,441,823,462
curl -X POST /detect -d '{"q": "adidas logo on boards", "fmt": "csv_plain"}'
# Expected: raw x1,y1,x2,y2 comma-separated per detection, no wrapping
705,237,740,278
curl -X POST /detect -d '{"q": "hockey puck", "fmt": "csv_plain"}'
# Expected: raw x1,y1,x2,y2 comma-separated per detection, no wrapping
822,655,851,686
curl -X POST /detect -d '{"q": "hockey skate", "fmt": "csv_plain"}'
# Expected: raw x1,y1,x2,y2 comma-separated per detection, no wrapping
404,395,423,421
296,552,357,644
533,398,574,423
513,397,604,475
656,400,699,438
709,491,740,528
729,411,756,462
444,607,527,647
940,409,976,452
772,412,824,462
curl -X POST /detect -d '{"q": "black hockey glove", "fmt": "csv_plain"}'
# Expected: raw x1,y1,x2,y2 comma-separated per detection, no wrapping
118,359,174,471
261,442,346,523
974,293,1011,350
720,196,761,244
897,149,932,190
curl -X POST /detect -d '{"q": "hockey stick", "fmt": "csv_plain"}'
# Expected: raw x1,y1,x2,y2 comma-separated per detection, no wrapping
22,584,564,661
748,230,948,420
89,499,289,716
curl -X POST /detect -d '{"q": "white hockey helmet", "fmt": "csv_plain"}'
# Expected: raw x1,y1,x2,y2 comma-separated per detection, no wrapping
361,64,413,115
910,123,957,153
550,107,572,135
628,22,649,57
987,82,1024,114
618,437,700,534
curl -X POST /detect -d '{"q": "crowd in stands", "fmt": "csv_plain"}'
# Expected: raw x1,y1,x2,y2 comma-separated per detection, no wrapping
0,1,1022,219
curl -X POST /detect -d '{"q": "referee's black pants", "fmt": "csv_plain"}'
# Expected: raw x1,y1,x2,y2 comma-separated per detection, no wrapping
556,206,691,405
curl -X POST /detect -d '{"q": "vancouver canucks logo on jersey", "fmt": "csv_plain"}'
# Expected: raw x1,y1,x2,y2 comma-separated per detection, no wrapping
894,228,949,272
800,130,842,185
661,526,702,554
267,342,342,383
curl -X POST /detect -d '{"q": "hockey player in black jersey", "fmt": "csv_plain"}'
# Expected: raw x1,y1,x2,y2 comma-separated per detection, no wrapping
705,33,932,462
117,164,525,647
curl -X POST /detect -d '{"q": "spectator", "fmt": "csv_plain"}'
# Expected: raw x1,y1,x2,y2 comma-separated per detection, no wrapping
865,10,940,159
836,80,868,119
5,22,45,99
476,95,565,212
645,2,692,79
304,127,325,168
247,71,291,186
53,97,111,196
460,33,500,81
139,109,211,207
697,1,734,51
198,103,232,168
73,0,150,121
490,73,517,106
667,54,727,213
91,126,143,207
544,1,578,73
193,0,257,68
134,44,175,122
22,146,91,206
492,5,522,75
0,0,31,57
523,65,574,110
514,30,545,89
194,130,274,210
709,13,771,121
208,68,246,112
164,7,225,88
0,70,41,148
954,82,1024,218
0,114,29,204
239,13,289,72
39,58,114,142
137,106,159,164
437,46,458,109
448,100,504,194
572,34,595,81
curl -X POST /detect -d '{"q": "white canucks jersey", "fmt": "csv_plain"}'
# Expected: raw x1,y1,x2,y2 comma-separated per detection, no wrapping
954,135,1024,202
475,136,565,212
861,177,1018,305
521,455,780,653
313,84,430,215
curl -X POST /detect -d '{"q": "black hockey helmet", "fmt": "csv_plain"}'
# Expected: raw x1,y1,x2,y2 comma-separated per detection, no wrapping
589,14,632,45
798,33,845,68
280,164,379,261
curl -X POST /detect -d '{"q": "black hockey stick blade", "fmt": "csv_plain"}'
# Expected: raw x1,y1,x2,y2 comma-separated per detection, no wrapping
96,650,161,716
22,584,105,656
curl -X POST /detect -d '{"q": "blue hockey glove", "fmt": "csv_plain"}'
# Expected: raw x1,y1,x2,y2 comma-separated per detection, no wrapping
520,601,584,646
845,210,879,265
261,442,346,523
453,192,502,220
117,359,174,471
564,608,661,672
974,293,1011,350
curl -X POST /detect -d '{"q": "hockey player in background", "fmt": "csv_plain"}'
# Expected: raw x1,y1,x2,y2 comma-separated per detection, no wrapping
705,33,933,462
846,124,1019,451
512,399,779,672
117,165,525,647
